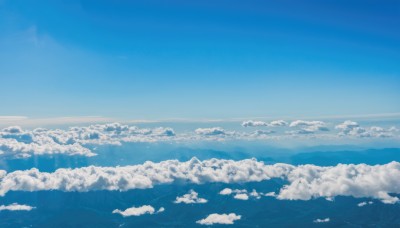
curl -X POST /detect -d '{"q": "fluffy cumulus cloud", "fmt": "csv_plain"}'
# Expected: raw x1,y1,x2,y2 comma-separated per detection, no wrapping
196,213,241,225
112,205,164,217
277,162,400,204
174,190,208,204
335,120,397,138
288,120,329,133
233,193,249,200
313,218,330,223
0,123,176,159
194,127,228,136
242,120,288,127
1,158,399,204
0,203,35,211
242,120,269,127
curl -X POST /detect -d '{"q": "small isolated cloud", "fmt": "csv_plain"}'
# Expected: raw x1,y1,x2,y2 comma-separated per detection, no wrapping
0,203,35,211
196,213,241,225
313,218,330,223
219,188,233,195
264,192,276,197
357,201,373,207
233,193,249,200
174,190,207,204
112,205,164,217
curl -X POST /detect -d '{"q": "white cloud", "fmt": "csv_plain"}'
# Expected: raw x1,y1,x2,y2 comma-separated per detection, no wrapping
0,203,35,211
357,201,373,207
289,120,329,133
195,127,227,136
252,130,275,136
112,205,164,217
233,193,249,200
335,121,396,138
0,123,178,159
219,188,233,195
0,121,398,159
0,137,95,158
242,120,288,127
264,192,276,197
249,189,261,199
270,120,288,127
174,190,208,204
242,120,269,127
1,158,400,204
196,213,241,225
277,162,400,204
220,188,263,200
313,218,330,223
335,120,359,132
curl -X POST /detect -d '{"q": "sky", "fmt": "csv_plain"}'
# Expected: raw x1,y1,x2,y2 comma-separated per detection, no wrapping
0,0,399,120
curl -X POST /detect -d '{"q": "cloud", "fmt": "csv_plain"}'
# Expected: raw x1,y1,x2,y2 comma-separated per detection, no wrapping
252,130,275,136
0,203,35,211
270,120,289,127
0,121,398,159
242,120,288,127
233,193,249,200
112,205,164,217
335,120,359,132
277,162,400,204
196,213,241,225
0,158,399,204
335,121,396,138
357,201,373,207
242,120,269,127
174,190,208,204
219,188,233,195
0,123,177,159
195,127,227,136
313,218,330,223
0,137,95,159
219,188,264,200
289,120,329,133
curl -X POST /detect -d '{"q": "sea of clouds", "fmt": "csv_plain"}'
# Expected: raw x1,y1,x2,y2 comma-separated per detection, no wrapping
0,121,398,159
0,158,399,204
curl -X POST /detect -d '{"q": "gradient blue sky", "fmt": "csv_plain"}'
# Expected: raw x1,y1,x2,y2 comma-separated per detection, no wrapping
0,0,399,120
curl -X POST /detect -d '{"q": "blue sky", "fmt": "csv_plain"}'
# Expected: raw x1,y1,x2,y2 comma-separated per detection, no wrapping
0,0,399,120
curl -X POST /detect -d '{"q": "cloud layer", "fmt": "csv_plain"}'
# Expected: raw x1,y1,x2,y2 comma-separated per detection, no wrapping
0,158,399,204
0,121,398,159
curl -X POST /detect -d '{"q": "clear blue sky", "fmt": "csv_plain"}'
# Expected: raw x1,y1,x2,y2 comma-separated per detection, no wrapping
0,0,399,120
